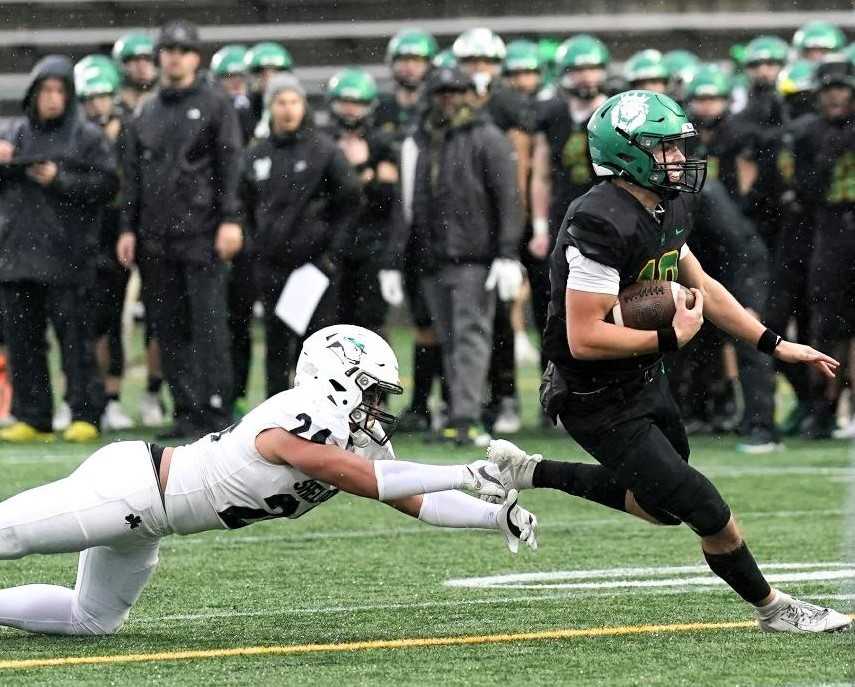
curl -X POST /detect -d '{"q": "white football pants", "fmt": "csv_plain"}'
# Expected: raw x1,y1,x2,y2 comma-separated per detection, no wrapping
0,441,170,635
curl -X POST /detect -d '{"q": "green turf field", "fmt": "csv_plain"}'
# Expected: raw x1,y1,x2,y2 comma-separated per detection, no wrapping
1,327,853,685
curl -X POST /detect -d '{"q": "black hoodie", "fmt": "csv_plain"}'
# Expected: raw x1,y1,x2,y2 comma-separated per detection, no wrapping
0,55,118,285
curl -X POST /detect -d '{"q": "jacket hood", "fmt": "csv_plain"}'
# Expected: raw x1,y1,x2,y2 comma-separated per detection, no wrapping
22,55,76,120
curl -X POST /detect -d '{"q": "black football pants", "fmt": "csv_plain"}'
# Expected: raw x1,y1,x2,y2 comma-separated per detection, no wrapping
138,257,232,431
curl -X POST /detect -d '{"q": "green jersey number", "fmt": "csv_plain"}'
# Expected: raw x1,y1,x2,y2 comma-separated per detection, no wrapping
637,249,680,282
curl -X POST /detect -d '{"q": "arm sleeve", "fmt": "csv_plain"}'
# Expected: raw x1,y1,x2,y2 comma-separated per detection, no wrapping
119,119,141,235
325,146,364,261
565,246,620,294
482,127,524,259
566,214,625,269
214,97,243,225
52,132,118,204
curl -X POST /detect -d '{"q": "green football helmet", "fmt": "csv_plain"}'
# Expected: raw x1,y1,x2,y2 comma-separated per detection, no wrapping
75,54,120,99
845,43,855,66
386,29,438,63
245,42,293,73
211,45,247,77
686,64,732,100
792,21,846,55
452,28,506,62
623,49,669,85
327,68,378,130
777,59,816,96
112,32,155,63
556,34,610,72
503,40,541,74
432,49,457,69
743,35,789,66
538,38,561,87
663,49,700,93
555,35,609,98
588,90,707,195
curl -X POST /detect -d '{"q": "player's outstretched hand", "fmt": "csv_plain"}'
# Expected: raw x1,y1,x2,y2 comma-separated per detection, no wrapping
672,287,704,347
498,489,538,554
463,460,506,499
774,341,840,379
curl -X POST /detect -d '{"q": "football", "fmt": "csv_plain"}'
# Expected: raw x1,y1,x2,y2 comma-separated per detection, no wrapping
605,280,696,330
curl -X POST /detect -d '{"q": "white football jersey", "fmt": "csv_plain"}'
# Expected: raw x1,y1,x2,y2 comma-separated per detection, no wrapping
164,388,351,535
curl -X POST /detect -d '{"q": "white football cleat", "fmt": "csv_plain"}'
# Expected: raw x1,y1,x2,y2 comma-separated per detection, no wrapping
463,460,507,499
756,591,852,633
139,392,165,428
483,439,543,502
497,489,538,554
101,400,135,431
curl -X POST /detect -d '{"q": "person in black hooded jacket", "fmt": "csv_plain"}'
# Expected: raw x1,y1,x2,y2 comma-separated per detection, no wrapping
0,55,117,442
239,74,361,396
117,21,243,439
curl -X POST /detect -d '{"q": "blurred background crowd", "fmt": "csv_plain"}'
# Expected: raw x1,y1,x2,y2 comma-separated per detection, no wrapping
0,3,852,453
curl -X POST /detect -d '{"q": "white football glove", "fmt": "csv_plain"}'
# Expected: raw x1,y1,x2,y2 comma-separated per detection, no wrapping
498,489,538,553
485,258,523,302
379,269,404,306
461,459,506,499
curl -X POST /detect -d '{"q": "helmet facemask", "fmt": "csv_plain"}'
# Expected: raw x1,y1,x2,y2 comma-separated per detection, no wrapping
618,128,707,195
348,369,403,446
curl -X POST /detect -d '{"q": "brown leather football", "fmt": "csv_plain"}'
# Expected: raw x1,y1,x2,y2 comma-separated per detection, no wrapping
605,280,696,330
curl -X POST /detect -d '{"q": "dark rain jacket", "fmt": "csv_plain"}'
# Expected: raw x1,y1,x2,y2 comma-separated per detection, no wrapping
0,55,118,286
120,75,242,263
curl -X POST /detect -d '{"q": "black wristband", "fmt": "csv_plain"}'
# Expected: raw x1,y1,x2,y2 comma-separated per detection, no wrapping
657,327,679,353
757,328,783,355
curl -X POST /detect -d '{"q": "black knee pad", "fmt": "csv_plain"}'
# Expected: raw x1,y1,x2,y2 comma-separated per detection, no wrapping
665,468,731,537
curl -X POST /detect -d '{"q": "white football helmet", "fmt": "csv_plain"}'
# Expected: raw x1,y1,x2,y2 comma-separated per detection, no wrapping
295,325,403,445
452,28,507,62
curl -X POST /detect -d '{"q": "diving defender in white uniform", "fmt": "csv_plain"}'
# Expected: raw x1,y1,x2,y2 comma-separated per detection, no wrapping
0,325,537,636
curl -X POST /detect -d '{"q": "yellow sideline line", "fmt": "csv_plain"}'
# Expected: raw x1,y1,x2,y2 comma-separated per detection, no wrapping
0,617,815,671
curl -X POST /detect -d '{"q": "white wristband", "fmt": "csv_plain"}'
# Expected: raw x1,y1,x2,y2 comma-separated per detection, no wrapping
533,218,549,237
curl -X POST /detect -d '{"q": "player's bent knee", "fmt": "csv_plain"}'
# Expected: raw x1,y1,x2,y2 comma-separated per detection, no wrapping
672,471,731,538
72,602,128,635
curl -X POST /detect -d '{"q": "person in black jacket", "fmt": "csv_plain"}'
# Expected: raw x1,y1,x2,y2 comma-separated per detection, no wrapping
117,21,244,439
240,74,362,396
410,66,524,446
0,55,117,443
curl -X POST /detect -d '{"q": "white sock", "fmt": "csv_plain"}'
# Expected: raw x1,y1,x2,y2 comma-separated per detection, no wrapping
374,460,470,501
418,490,501,529
756,589,787,617
0,584,78,635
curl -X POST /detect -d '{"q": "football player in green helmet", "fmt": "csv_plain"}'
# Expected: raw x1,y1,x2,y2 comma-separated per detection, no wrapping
685,64,732,134
375,29,437,141
112,32,157,112
623,49,669,93
245,42,294,128
792,20,847,62
487,88,850,634
210,44,248,97
502,39,542,98
74,54,120,126
743,35,789,88
663,49,699,102
386,28,437,90
777,59,816,120
326,67,379,130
